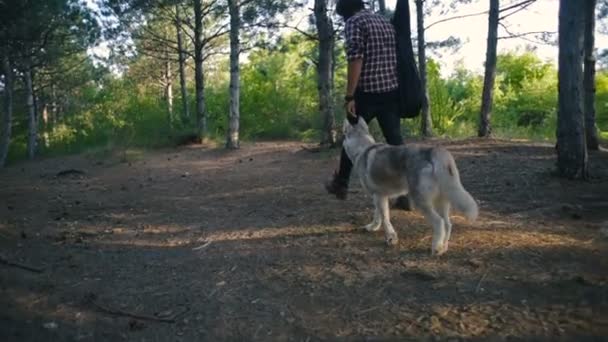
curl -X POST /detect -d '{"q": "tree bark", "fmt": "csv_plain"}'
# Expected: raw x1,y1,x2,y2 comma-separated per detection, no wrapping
557,0,587,179
42,104,50,148
193,0,207,140
378,0,386,14
479,0,499,138
314,0,337,147
25,64,37,160
165,56,173,126
226,0,241,149
164,56,174,127
416,0,433,137
175,4,190,121
584,0,599,150
1,53,13,168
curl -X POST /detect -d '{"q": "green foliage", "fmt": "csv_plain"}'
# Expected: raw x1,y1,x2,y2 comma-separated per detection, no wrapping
597,71,608,131
5,32,608,164
426,60,467,136
239,36,319,140
443,53,560,140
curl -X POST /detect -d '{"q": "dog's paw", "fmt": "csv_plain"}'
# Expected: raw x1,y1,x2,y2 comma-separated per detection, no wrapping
431,243,448,256
363,222,381,232
385,232,399,246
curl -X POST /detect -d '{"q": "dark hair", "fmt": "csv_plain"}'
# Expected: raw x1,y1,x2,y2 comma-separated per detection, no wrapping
336,0,365,19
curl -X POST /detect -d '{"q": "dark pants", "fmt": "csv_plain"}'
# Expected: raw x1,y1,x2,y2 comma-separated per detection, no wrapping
337,89,403,183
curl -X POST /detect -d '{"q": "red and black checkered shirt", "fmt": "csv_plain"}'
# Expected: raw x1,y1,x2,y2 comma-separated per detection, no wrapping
345,10,399,94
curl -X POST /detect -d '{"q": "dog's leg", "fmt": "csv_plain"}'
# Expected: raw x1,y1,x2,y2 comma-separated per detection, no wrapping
417,200,446,256
364,195,382,232
379,196,398,246
436,199,452,254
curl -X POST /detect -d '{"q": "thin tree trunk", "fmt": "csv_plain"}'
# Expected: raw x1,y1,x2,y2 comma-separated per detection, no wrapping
51,83,59,124
25,64,37,160
416,0,432,137
226,0,241,149
164,56,174,127
193,0,207,140
42,104,50,148
479,0,499,138
314,0,337,147
51,83,57,125
175,4,190,121
584,0,599,150
557,0,587,179
0,53,13,167
378,0,386,15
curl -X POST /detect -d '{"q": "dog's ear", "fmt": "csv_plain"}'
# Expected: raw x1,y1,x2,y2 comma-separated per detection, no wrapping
342,119,351,135
357,118,369,132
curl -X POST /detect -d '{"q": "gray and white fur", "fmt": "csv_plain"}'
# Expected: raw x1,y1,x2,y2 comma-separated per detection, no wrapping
342,119,478,255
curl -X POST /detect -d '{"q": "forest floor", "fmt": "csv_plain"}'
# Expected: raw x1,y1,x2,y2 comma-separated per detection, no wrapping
1,138,608,341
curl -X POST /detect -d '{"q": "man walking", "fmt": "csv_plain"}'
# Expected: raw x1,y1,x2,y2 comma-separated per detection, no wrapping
325,0,409,210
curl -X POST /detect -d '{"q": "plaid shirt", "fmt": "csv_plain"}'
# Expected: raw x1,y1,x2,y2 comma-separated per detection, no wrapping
345,10,399,93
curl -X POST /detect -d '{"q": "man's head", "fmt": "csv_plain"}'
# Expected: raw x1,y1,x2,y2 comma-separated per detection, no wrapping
336,0,365,19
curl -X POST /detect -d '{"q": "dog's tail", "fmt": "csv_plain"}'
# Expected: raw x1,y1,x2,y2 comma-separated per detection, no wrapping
433,148,478,221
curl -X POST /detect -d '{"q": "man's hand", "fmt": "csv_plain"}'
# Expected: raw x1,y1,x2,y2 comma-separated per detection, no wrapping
345,99,356,118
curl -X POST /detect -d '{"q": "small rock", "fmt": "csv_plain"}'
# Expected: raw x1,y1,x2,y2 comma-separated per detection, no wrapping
599,223,608,238
128,319,145,331
467,258,483,268
573,275,593,286
571,212,583,220
43,322,58,330
156,309,173,318
401,269,437,281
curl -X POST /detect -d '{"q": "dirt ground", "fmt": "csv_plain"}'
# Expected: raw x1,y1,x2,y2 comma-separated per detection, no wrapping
1,138,608,341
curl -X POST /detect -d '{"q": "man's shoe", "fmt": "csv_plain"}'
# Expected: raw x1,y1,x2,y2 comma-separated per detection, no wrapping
324,173,348,200
393,195,412,211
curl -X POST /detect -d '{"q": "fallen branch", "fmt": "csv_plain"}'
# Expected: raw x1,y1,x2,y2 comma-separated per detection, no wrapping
56,169,85,177
0,255,44,273
475,270,489,293
300,145,322,153
192,241,212,251
84,293,179,323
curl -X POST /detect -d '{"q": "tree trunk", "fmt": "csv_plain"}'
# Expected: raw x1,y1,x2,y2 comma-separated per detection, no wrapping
175,4,190,121
226,0,241,149
378,0,386,15
193,0,207,140
416,0,433,137
314,0,337,147
25,64,37,160
164,57,174,127
479,0,499,138
557,0,587,179
0,53,13,168
51,83,58,124
584,0,599,150
42,104,50,148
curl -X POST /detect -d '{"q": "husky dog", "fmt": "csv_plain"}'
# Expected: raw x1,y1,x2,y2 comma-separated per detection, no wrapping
342,118,478,255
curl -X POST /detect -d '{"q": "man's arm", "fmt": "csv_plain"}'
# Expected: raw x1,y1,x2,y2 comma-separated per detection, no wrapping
346,58,363,97
344,16,364,116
